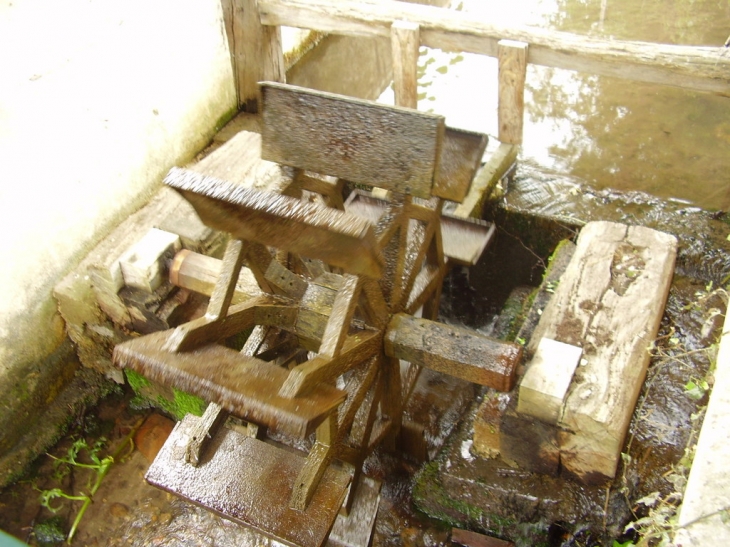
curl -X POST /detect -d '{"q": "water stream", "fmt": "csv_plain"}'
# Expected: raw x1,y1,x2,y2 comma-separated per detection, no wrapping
381,0,730,210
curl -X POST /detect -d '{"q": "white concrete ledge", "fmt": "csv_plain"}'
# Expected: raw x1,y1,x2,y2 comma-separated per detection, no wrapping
675,306,730,545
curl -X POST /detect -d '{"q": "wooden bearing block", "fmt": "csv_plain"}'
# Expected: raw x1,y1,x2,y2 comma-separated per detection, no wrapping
517,338,582,425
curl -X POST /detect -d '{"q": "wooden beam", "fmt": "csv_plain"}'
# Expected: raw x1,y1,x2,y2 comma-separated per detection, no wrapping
528,221,677,483
391,20,420,109
233,0,286,111
258,0,730,96
498,40,528,145
384,313,521,391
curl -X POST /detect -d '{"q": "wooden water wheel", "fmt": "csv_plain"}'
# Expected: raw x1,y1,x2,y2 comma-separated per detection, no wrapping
113,82,522,547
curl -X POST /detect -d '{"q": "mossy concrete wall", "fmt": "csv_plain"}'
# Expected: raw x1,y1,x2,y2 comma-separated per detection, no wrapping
0,0,236,463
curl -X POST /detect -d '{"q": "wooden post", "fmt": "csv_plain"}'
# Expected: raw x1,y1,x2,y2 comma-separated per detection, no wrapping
232,0,286,112
498,39,528,145
390,20,420,109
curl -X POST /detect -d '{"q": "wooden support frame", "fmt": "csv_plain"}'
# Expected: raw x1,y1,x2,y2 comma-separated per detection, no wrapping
391,20,420,109
258,0,730,96
498,40,528,145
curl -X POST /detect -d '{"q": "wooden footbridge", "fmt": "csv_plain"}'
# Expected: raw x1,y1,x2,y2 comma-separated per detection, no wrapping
111,1,726,546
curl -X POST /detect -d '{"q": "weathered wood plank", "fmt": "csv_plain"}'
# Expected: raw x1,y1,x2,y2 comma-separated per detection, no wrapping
528,221,677,483
517,337,582,425
233,0,286,111
453,142,518,219
432,127,488,203
498,40,528,145
279,330,381,397
258,0,730,96
391,20,420,109
146,421,350,547
318,274,362,358
205,239,246,321
169,249,262,303
165,167,385,278
260,82,445,198
384,313,521,391
114,329,346,438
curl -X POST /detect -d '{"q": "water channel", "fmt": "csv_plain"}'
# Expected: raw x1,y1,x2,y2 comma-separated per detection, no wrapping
380,0,730,211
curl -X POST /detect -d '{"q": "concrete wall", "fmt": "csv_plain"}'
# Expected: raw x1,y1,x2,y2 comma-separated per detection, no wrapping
0,0,236,459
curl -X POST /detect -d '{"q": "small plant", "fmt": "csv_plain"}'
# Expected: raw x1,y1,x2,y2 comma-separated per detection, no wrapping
37,422,140,543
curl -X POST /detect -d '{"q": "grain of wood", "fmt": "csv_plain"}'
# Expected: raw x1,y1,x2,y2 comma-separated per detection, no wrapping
528,221,677,482
391,20,420,109
260,82,444,198
258,0,730,95
498,40,528,145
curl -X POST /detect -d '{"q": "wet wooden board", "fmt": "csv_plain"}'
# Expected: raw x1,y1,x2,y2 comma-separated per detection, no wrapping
344,192,494,266
260,82,444,199
147,416,350,547
165,167,384,279
432,127,488,203
384,314,521,391
114,329,346,438
526,221,677,483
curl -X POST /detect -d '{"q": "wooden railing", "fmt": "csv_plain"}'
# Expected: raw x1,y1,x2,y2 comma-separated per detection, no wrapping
221,0,729,214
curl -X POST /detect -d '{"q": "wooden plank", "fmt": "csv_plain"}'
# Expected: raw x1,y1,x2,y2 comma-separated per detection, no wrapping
384,313,521,391
279,330,382,397
258,0,730,96
114,329,346,438
165,167,385,278
233,0,286,111
206,239,246,321
498,40,528,145
146,418,350,547
318,274,362,358
169,249,262,304
453,142,518,219
517,338,582,425
391,20,420,109
344,192,495,266
528,221,677,483
191,131,290,192
432,127,488,203
451,528,514,547
182,402,227,466
260,82,444,199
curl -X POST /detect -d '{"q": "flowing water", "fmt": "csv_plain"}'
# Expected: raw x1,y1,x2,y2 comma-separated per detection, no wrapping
381,0,730,210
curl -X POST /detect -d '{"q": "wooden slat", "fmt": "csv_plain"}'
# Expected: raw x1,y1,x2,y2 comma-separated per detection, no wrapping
260,82,445,199
318,274,362,358
498,40,528,145
432,127,488,203
344,192,495,266
527,221,677,483
258,0,730,96
279,330,382,398
453,142,518,219
165,167,384,278
233,0,286,111
384,313,521,391
206,239,246,321
114,329,346,438
146,418,350,547
391,20,420,109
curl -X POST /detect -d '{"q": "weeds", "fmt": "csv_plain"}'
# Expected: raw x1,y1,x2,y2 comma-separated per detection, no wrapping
36,420,141,544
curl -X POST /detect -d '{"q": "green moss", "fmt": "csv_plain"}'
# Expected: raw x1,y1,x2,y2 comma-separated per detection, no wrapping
413,462,516,534
214,103,239,133
155,389,206,421
125,369,150,392
126,369,205,420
